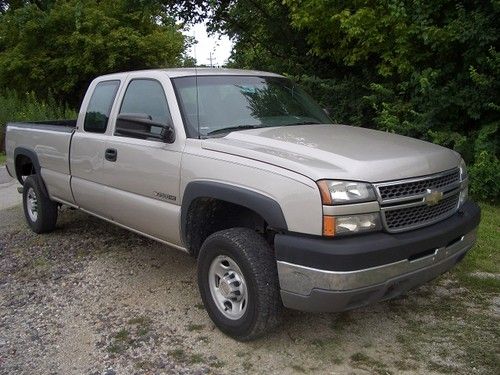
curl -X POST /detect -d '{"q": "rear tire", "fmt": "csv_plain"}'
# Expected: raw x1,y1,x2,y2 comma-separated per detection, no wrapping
22,175,58,234
197,227,282,341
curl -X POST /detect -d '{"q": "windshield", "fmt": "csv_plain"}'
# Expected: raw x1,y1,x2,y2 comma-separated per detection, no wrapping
171,75,332,138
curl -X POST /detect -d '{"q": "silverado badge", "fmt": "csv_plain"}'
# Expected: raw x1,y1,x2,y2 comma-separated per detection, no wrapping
424,189,443,206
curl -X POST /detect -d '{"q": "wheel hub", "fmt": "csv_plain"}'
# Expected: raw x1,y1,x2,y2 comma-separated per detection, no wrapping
208,255,248,320
26,187,38,222
218,273,244,301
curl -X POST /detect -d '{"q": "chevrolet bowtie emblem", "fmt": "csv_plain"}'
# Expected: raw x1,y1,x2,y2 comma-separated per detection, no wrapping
424,189,443,206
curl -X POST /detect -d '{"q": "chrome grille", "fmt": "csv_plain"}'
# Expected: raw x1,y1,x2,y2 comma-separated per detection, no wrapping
384,193,459,231
375,169,461,233
378,169,460,201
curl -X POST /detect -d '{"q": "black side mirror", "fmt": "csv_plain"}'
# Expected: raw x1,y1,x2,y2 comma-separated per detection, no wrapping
115,113,175,143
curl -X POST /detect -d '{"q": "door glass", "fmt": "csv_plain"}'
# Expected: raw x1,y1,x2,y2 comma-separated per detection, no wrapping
84,80,120,133
120,79,171,126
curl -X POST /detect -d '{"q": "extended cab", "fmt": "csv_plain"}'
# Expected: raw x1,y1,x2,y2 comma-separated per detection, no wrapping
5,69,481,340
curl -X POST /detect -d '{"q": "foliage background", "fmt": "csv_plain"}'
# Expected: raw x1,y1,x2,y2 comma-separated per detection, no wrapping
0,0,498,202
167,0,499,202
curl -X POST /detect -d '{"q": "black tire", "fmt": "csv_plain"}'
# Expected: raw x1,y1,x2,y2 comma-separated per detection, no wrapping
22,175,58,234
197,227,282,341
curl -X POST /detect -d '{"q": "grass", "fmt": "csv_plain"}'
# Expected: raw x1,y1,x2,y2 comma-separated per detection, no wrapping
452,202,500,292
107,316,153,355
168,348,186,361
168,348,211,366
0,152,5,165
107,329,131,354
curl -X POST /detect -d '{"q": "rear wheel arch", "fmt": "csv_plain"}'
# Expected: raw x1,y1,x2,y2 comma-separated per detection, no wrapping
14,147,49,197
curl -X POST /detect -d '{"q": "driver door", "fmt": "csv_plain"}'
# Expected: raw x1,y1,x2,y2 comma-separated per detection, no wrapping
98,75,183,245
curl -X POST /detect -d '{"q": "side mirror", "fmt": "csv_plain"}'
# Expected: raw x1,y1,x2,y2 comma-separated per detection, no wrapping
115,113,175,143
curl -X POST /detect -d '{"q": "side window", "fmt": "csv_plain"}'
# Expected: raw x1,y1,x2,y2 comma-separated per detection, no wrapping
119,79,171,126
84,80,120,133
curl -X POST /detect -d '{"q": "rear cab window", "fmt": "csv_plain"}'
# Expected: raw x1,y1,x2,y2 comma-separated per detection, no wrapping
84,80,120,133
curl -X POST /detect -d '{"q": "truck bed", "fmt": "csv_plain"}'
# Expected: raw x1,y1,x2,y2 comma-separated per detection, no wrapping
5,120,77,185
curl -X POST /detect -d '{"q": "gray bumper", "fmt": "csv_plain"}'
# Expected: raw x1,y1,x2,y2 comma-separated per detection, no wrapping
278,229,477,313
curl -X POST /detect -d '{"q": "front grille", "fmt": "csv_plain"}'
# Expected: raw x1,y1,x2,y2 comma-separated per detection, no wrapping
378,169,460,201
384,193,459,231
375,169,462,233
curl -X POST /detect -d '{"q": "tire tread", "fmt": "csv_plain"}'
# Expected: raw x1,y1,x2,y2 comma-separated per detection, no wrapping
22,175,58,234
198,227,282,341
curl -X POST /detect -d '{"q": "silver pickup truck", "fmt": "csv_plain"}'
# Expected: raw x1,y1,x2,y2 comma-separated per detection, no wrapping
5,68,480,340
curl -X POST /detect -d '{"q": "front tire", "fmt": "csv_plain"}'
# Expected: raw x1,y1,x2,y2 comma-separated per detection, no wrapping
22,175,58,234
197,228,282,341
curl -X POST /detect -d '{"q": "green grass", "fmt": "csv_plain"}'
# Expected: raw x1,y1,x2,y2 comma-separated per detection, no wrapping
452,202,500,291
107,329,131,354
0,152,5,165
168,348,186,361
106,316,153,355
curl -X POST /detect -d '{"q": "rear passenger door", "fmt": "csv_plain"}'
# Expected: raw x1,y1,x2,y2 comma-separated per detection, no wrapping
98,75,183,245
71,79,122,218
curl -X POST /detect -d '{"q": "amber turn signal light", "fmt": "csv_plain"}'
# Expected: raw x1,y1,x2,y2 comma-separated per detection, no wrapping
317,180,333,205
323,215,336,237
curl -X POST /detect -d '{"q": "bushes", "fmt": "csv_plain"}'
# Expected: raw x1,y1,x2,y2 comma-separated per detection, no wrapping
467,124,500,203
0,89,76,150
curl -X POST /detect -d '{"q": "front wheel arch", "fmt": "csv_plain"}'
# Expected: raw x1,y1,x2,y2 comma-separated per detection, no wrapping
181,181,288,252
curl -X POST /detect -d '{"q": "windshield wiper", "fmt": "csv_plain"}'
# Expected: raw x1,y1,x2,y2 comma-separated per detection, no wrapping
206,124,262,136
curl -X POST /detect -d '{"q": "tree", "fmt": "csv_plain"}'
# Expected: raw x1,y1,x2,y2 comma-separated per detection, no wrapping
164,0,499,201
0,0,191,104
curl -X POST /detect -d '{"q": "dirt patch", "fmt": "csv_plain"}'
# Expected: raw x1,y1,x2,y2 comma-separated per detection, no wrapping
0,206,498,374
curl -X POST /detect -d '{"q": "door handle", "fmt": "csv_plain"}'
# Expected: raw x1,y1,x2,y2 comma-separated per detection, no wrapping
105,148,117,162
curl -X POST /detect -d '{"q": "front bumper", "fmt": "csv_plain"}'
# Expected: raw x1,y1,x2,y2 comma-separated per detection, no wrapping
275,200,480,312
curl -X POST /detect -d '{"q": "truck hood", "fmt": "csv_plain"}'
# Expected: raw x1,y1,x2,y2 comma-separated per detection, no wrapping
201,124,460,182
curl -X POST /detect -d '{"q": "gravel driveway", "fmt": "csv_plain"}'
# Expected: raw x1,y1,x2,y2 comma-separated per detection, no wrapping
0,178,498,374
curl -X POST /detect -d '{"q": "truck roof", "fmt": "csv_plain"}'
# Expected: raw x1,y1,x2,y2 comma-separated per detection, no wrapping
97,68,283,80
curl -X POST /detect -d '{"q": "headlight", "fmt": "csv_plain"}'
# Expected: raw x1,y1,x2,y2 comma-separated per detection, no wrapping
459,158,468,206
318,180,380,236
323,213,382,236
459,158,468,181
317,180,377,205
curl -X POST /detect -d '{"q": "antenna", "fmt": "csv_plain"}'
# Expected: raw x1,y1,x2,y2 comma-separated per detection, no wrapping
195,67,200,138
208,51,215,68
192,23,200,138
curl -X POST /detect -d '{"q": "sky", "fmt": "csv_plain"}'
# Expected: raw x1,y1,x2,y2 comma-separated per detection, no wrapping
185,23,233,67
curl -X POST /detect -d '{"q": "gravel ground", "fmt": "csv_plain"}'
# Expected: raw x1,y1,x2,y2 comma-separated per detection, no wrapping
0,192,498,374
0,167,19,211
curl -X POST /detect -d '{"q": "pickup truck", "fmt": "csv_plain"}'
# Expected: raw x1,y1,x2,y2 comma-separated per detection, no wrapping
5,68,481,341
